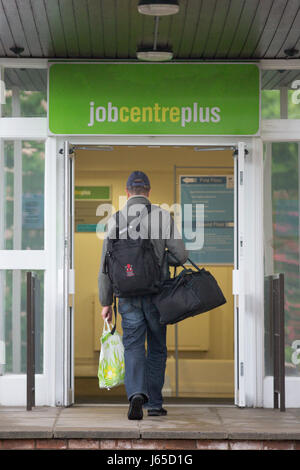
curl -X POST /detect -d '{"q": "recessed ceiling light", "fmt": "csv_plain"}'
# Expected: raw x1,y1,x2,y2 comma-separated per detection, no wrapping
137,50,173,62
138,0,179,16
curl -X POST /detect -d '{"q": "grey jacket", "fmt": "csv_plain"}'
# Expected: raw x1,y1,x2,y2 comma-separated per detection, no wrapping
98,195,188,306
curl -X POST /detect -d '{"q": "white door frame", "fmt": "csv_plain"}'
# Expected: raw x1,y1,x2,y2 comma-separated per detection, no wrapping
55,134,264,408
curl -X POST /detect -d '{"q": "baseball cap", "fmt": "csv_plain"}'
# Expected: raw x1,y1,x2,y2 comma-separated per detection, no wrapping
126,171,151,189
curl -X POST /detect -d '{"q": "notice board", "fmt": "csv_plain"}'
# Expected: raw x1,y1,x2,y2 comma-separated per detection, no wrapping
180,175,234,264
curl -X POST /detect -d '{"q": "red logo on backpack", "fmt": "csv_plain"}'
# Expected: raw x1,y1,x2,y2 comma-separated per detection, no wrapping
125,264,135,277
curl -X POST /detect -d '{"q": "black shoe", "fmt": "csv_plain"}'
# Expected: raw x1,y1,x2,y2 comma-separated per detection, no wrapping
148,407,167,417
128,394,144,420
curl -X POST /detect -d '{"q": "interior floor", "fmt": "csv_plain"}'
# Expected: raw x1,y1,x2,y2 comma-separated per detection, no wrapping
75,396,235,405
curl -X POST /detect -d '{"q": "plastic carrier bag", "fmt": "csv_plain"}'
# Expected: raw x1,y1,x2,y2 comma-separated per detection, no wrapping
98,319,125,389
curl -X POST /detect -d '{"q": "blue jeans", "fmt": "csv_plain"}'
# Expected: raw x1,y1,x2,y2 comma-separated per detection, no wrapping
118,295,167,409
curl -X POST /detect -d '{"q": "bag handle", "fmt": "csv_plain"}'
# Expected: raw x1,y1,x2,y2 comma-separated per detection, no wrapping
168,251,202,273
103,318,111,334
102,298,117,336
186,257,202,272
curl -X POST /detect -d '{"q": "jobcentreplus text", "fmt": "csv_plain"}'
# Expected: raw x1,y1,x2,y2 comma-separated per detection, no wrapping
88,102,221,128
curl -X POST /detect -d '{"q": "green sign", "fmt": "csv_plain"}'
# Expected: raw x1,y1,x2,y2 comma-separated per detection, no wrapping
75,186,110,200
76,223,106,232
48,63,260,135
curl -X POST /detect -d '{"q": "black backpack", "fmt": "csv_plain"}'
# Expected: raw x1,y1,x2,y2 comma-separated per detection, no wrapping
104,204,161,298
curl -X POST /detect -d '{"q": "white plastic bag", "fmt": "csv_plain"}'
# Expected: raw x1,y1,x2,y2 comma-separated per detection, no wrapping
98,319,125,389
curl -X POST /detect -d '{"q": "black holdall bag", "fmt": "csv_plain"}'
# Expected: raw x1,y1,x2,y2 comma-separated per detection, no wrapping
104,204,161,298
152,254,227,325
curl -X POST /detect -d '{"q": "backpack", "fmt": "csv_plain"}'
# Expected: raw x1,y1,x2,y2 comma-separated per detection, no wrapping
104,204,161,298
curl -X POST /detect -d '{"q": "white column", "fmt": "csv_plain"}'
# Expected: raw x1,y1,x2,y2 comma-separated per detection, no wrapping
249,137,265,407
12,86,22,373
44,137,58,405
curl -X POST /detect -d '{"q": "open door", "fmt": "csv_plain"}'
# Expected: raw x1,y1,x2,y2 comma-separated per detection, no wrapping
233,142,247,407
62,140,75,406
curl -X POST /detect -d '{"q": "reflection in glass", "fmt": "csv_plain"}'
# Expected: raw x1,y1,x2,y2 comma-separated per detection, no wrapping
264,142,300,377
2,68,47,118
3,140,45,250
1,270,44,374
261,70,300,119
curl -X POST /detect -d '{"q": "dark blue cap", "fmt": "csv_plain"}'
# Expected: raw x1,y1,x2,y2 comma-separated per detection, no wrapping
126,171,151,189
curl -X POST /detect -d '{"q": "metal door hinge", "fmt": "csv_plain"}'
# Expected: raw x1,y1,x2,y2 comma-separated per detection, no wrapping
59,147,74,156
233,147,249,156
240,362,244,377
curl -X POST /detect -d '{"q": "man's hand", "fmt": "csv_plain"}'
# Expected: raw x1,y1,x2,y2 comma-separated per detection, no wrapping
101,305,112,323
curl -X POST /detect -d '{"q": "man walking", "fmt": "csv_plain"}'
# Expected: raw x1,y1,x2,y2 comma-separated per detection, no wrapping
98,170,188,420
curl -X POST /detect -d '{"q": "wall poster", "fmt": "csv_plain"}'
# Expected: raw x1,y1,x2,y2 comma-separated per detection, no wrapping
180,175,234,265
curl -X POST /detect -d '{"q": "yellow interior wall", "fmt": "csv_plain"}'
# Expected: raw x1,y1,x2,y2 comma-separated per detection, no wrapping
74,146,234,398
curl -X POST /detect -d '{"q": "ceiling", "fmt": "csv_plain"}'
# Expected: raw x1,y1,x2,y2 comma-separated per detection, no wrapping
1,0,300,90
1,0,300,60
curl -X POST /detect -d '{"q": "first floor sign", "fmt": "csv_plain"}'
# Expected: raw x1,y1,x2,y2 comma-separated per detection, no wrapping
180,175,234,264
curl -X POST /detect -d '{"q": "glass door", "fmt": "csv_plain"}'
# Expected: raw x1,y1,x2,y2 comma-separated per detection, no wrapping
263,141,300,407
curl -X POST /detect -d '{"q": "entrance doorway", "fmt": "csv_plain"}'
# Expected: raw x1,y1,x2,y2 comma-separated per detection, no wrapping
71,145,235,404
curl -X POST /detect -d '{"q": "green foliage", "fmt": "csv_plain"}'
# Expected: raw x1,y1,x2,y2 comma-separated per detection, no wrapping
261,90,280,119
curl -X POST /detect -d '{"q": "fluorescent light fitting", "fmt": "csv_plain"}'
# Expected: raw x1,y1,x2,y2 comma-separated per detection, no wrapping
138,0,179,16
75,146,114,151
137,50,173,62
194,147,227,152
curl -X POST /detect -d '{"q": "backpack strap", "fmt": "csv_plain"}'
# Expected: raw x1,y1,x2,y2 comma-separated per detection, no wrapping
135,203,152,235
